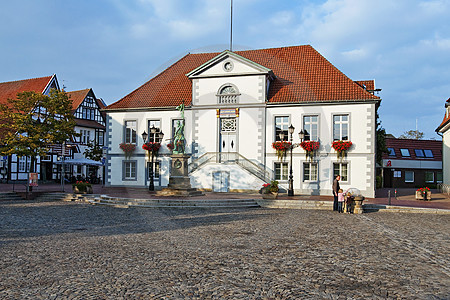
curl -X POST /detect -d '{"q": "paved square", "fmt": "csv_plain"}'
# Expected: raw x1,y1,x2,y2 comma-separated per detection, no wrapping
0,200,449,299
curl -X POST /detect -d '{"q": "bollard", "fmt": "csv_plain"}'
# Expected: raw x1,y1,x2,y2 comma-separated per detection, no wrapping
423,190,427,201
395,189,397,199
388,190,391,205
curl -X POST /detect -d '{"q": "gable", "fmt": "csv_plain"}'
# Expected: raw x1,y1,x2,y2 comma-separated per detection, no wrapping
187,50,272,78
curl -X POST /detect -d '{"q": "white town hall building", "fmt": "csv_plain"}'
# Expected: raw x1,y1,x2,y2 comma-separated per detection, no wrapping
104,45,381,197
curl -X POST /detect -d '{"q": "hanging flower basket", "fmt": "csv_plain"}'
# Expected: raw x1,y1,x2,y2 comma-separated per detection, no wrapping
142,142,161,153
300,141,320,161
119,143,136,159
332,140,353,160
272,141,291,161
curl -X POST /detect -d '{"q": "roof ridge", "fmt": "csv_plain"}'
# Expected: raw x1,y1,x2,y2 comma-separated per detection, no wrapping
0,75,53,85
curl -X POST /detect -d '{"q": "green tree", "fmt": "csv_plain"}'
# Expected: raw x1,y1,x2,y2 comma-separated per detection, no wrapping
0,89,77,173
376,112,388,166
398,130,424,140
83,142,104,161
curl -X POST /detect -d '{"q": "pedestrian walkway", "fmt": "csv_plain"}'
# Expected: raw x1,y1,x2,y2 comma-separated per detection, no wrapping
1,182,449,211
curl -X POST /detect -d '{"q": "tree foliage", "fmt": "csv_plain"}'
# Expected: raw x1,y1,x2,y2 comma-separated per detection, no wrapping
376,112,388,165
0,90,77,167
398,130,424,140
83,142,104,161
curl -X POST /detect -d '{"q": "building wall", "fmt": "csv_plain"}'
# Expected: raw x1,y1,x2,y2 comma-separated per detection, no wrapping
443,129,450,184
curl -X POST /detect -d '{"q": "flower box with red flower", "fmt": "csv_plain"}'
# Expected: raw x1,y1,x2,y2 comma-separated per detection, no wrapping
300,140,320,160
142,142,161,152
272,141,291,160
331,140,353,159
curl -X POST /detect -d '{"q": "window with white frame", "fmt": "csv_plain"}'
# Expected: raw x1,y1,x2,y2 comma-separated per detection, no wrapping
274,162,289,181
123,161,137,180
275,116,289,141
18,156,29,172
405,171,414,183
303,115,318,141
333,163,348,182
333,114,349,141
147,120,161,143
303,162,318,181
124,120,137,144
81,130,90,144
393,171,401,178
425,171,434,183
97,131,104,146
218,85,238,104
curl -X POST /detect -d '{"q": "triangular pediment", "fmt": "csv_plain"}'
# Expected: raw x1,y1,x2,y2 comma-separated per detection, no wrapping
186,50,272,78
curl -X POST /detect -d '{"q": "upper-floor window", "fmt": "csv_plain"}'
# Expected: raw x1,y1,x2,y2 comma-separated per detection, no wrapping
147,120,162,143
275,116,289,141
218,85,239,104
333,115,349,141
97,130,104,146
414,149,424,157
424,149,434,158
400,148,410,157
124,120,137,144
387,147,395,156
303,115,318,141
81,130,91,144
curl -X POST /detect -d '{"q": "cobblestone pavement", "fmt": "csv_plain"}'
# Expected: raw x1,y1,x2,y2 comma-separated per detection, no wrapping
0,200,449,299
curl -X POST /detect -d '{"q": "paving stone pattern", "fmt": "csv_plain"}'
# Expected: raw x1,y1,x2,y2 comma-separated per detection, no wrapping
0,200,449,299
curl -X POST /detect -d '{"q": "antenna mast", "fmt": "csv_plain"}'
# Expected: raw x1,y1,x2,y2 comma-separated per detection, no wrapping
230,0,233,51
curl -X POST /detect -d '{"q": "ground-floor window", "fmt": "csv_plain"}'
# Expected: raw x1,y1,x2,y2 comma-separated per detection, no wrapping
274,162,288,181
405,170,414,183
436,171,443,183
333,162,348,182
425,171,434,183
303,162,318,181
123,161,137,181
147,161,160,179
393,170,401,178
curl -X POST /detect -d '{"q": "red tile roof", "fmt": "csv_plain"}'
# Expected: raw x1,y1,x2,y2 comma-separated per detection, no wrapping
436,98,450,132
106,45,380,110
0,75,53,105
354,80,375,91
383,138,442,161
67,89,90,111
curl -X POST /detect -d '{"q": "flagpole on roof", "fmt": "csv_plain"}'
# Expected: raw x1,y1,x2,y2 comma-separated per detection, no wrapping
230,0,233,52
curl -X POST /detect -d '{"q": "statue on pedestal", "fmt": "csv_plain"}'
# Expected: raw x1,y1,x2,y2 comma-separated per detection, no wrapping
173,103,185,154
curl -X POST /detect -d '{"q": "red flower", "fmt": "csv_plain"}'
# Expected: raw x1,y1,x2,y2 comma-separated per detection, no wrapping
300,141,320,152
142,142,161,152
331,140,353,152
272,141,292,151
119,143,136,153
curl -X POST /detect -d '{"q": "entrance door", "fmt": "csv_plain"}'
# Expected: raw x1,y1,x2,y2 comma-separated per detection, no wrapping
213,171,230,192
219,118,237,162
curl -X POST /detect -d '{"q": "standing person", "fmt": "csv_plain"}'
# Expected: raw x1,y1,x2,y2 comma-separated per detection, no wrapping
332,175,340,211
337,189,345,213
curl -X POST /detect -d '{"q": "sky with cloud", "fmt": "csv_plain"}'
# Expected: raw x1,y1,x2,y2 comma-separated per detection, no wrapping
1,0,449,139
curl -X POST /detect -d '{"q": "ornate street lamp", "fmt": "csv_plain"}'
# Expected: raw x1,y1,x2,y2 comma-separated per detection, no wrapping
142,127,164,191
288,125,295,196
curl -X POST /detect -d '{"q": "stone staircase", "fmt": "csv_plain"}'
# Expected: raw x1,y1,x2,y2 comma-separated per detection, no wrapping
0,192,24,201
257,199,333,210
88,195,260,209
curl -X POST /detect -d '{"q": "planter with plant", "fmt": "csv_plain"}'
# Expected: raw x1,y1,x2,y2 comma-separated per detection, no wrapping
416,187,431,200
300,140,320,161
261,180,279,199
72,181,93,194
272,141,291,161
119,143,136,159
331,140,353,160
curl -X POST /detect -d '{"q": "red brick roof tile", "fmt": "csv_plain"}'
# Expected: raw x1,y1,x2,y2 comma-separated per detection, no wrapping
67,89,90,111
106,45,379,110
0,76,53,105
436,98,450,132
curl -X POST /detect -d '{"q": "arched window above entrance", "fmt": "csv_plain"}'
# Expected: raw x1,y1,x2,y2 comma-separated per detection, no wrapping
217,84,240,104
